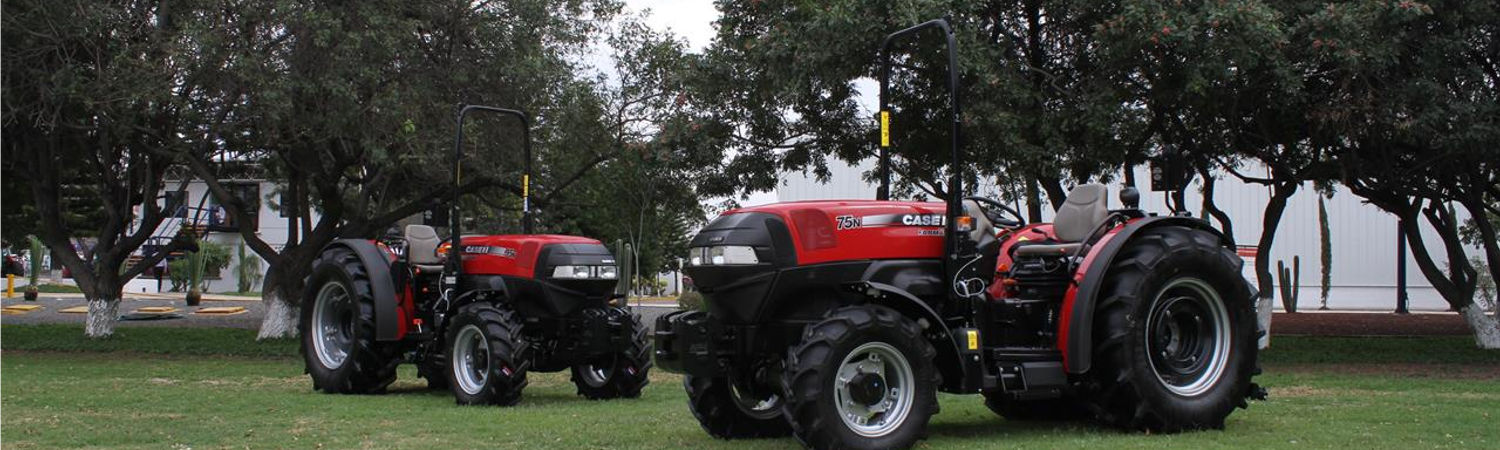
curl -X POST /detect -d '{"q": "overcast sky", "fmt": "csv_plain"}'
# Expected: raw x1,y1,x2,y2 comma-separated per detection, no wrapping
619,1,783,208
624,0,719,51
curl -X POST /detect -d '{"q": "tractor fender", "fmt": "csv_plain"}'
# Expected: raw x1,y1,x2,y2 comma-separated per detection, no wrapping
1063,216,1234,374
853,280,966,388
322,239,401,341
446,274,511,313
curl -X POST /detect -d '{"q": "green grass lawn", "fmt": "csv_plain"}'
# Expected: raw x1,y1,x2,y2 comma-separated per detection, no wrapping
2,325,1497,449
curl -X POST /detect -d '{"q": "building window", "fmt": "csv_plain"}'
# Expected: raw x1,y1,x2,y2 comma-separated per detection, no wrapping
209,183,261,232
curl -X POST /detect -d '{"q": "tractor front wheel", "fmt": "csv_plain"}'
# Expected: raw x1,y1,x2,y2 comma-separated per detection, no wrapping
782,305,938,449
446,303,530,406
571,310,652,399
1088,226,1258,431
299,248,400,394
684,374,793,439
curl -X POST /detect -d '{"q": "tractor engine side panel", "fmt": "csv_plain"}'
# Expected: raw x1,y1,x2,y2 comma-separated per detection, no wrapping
731,200,949,265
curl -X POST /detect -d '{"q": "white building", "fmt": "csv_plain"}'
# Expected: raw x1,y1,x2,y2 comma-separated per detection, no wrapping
775,158,1470,312
123,176,313,295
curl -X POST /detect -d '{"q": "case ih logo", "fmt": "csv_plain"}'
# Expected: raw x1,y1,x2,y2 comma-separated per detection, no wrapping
835,213,945,230
900,214,945,227
464,245,518,258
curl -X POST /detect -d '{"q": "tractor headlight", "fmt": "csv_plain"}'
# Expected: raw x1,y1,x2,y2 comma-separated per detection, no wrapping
687,246,759,266
551,265,619,279
552,265,594,279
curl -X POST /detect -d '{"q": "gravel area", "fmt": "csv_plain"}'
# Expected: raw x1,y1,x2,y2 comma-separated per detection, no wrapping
2,295,267,329
2,295,678,332
1272,311,1472,336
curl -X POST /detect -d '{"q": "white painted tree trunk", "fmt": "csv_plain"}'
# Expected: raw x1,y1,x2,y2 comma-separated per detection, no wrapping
85,298,120,338
1459,303,1500,349
257,291,299,340
1256,294,1274,349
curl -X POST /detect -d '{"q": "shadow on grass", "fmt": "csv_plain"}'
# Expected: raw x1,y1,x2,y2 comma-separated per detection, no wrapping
926,415,1103,441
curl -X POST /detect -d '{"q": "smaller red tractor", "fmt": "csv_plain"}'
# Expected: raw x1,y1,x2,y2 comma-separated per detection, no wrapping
299,105,651,405
655,20,1262,449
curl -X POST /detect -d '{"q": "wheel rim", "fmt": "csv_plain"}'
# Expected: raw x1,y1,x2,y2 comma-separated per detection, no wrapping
833,342,915,437
578,355,616,388
1145,277,1232,397
312,282,354,370
728,374,781,420
452,325,490,395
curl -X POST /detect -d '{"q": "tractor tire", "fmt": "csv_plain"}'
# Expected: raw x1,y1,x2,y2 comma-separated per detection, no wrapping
299,248,400,394
981,393,1089,422
571,310,652,399
1086,226,1258,432
782,305,939,450
684,374,793,439
445,303,530,406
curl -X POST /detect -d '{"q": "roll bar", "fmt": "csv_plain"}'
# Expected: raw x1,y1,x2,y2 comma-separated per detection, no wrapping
876,18,966,295
448,104,534,278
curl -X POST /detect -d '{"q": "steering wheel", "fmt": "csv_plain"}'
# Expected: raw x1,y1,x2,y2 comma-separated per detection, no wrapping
963,196,1026,229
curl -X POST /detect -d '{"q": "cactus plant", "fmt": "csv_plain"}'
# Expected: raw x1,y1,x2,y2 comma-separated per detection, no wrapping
1318,198,1332,310
1278,256,1301,313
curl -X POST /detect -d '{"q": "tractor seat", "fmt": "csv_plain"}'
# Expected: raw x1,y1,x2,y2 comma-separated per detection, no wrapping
1013,184,1108,257
405,225,446,272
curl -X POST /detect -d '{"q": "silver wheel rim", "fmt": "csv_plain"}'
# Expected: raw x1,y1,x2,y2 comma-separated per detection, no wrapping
312,282,353,370
452,325,490,395
729,378,781,420
579,356,614,387
833,342,915,437
1145,277,1232,397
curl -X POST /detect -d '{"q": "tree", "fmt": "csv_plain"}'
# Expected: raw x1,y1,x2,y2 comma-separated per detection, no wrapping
2,0,222,337
554,18,710,280
1280,1,1498,347
169,0,636,339
684,1,1144,209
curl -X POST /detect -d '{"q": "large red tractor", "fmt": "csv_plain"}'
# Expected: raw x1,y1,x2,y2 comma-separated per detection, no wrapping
300,105,651,405
655,20,1261,448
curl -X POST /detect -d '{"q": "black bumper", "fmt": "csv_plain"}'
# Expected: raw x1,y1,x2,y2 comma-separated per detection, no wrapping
653,309,805,377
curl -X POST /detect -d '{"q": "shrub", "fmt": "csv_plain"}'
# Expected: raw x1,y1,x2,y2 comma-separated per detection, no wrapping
677,291,705,311
235,244,262,293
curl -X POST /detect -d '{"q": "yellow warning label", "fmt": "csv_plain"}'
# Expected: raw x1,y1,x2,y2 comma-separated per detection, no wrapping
880,111,891,147
966,329,979,350
522,174,530,197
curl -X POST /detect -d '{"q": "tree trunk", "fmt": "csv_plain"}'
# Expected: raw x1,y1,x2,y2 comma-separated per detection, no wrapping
1255,182,1297,349
85,297,120,338
1459,303,1500,349
256,264,301,340
1025,179,1044,223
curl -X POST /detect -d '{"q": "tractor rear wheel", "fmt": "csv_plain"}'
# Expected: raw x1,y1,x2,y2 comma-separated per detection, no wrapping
1087,226,1258,431
684,374,792,439
446,303,530,405
299,248,400,394
571,310,652,399
782,305,938,449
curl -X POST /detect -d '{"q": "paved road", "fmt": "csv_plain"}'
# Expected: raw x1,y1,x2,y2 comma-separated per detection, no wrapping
1,295,679,331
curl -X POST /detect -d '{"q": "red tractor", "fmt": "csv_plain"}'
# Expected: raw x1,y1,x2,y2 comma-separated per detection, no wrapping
299,105,651,405
655,20,1261,448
